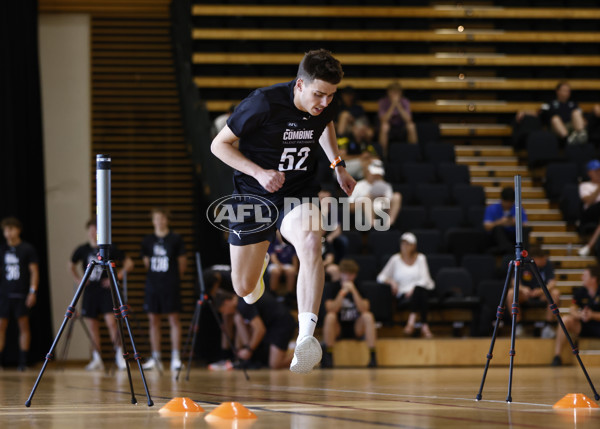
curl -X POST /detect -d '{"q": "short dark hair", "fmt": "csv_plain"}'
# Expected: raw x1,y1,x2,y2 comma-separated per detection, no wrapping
214,289,235,311
1,217,22,230
150,207,171,220
339,259,360,274
297,49,343,85
556,81,570,91
586,265,600,282
528,245,548,258
86,219,96,228
500,187,515,202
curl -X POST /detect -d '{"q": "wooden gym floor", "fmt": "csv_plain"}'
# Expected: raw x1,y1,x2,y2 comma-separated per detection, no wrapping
1,365,599,428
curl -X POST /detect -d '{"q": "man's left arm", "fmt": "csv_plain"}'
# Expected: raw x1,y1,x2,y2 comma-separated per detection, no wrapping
26,262,39,308
319,121,356,196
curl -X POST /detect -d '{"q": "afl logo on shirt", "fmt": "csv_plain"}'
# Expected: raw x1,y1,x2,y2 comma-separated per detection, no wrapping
206,194,279,239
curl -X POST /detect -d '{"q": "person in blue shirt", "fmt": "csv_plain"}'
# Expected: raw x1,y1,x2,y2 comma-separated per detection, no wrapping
483,187,529,255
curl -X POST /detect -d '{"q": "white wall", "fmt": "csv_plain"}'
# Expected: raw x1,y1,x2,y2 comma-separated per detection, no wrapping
39,14,91,360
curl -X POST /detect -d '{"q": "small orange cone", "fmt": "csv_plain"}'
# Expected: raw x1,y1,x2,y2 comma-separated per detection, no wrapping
159,397,205,413
553,393,599,409
206,402,257,420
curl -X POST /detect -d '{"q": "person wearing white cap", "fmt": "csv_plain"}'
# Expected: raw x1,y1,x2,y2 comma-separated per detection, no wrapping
578,159,600,256
349,159,402,228
376,232,435,338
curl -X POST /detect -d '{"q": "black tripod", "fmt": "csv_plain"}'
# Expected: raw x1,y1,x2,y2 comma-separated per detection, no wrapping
25,154,153,407
476,175,599,402
176,252,248,381
56,296,104,371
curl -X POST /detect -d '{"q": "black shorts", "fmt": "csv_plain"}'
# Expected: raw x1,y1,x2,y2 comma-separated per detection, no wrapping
143,283,181,314
81,284,114,319
339,320,357,339
264,312,296,351
0,296,28,319
580,321,600,338
228,189,318,246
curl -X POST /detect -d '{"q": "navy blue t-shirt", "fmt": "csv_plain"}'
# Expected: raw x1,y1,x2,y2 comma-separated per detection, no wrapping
573,286,600,312
0,242,38,298
521,260,555,289
227,79,338,206
71,243,125,288
141,232,186,289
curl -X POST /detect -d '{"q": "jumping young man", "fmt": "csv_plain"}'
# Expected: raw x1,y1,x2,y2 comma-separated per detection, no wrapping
211,49,355,373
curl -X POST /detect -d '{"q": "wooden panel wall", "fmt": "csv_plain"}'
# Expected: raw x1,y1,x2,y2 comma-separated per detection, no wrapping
40,0,197,361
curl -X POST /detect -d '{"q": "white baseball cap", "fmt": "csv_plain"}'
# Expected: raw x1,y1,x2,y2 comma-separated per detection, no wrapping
400,232,417,245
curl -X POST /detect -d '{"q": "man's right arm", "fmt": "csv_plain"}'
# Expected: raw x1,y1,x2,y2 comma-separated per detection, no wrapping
211,125,284,193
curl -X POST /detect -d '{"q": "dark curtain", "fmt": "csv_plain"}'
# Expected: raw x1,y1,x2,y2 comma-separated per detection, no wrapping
0,0,53,365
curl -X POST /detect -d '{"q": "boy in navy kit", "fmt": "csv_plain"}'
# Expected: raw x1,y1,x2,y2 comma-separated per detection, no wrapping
0,217,39,370
140,208,187,372
211,49,356,373
69,219,134,370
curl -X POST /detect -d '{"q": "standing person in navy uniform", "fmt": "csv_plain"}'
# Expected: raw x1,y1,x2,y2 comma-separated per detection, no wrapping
69,219,134,371
211,49,356,373
140,208,187,372
0,217,39,370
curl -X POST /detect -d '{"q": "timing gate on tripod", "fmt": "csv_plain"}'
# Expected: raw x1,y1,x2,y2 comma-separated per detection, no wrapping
475,175,599,403
25,155,154,407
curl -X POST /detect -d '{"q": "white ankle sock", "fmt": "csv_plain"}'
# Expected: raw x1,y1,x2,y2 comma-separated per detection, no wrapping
152,351,161,360
92,350,102,361
172,350,180,360
297,312,318,342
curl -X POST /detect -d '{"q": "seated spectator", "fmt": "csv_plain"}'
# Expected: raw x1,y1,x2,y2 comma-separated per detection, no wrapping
321,259,377,368
349,160,402,229
210,289,239,369
336,86,367,137
540,81,587,145
578,159,600,236
378,82,417,156
377,232,435,338
506,245,560,338
235,292,296,369
267,232,298,303
587,103,600,145
483,187,529,255
337,116,379,180
551,265,600,366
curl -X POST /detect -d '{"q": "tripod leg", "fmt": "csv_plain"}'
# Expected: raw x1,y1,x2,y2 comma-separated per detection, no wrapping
25,261,96,407
530,261,600,401
177,298,201,381
106,263,154,406
476,260,513,401
185,298,205,381
506,260,522,403
108,279,137,405
57,312,77,369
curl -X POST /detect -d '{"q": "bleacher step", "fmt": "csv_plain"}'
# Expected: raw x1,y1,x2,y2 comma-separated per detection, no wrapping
485,186,546,199
471,165,529,177
531,231,579,244
456,145,515,157
332,338,600,367
472,177,533,187
457,156,519,166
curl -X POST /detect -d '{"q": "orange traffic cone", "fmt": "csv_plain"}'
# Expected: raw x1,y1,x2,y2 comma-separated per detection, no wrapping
553,393,599,409
206,402,257,420
159,397,205,413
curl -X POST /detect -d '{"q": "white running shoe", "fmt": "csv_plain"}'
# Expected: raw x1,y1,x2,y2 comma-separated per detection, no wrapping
142,357,164,371
115,348,127,370
290,336,322,374
243,253,270,304
85,358,104,371
578,245,591,257
541,325,556,339
170,357,183,372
